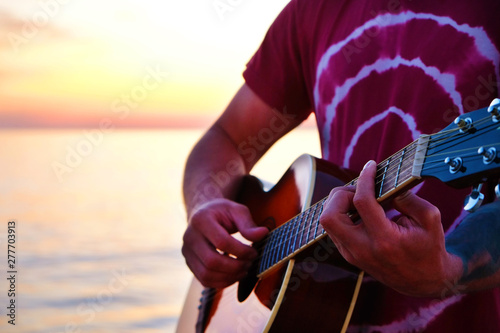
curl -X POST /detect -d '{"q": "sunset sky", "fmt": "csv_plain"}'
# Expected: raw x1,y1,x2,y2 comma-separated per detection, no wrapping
0,0,290,128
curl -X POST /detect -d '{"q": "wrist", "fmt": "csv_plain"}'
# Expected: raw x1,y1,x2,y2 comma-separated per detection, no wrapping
437,251,465,298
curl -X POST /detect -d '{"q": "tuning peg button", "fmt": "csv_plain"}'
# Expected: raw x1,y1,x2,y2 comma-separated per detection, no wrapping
444,156,463,174
478,147,497,164
488,98,500,122
464,183,484,213
454,117,473,133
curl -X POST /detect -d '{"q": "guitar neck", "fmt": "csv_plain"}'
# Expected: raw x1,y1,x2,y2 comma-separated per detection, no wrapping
256,135,430,277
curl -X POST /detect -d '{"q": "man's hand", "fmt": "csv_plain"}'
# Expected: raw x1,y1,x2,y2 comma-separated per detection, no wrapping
181,84,303,289
319,160,463,297
182,199,268,289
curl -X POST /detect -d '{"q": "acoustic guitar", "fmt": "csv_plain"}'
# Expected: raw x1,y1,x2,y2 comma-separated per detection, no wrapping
177,100,500,333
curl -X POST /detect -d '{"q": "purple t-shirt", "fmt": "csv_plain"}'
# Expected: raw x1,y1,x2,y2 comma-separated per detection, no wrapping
244,0,500,331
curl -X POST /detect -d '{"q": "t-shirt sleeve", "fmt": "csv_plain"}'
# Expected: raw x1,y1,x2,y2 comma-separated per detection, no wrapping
243,0,312,121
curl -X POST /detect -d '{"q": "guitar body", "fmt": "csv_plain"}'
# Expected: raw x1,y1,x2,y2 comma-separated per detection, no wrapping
178,155,363,333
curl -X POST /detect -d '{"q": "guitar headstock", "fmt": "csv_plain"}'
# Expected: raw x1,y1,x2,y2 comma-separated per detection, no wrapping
420,99,500,188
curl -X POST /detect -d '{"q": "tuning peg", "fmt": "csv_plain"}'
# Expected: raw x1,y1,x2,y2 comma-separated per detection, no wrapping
464,183,484,213
454,116,473,133
488,98,500,122
444,156,463,174
478,147,497,164
496,184,500,199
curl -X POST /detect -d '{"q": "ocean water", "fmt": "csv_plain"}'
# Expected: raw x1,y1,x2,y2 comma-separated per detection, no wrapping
0,128,320,333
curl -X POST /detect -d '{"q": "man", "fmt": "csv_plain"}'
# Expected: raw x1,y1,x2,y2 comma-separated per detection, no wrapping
182,0,500,331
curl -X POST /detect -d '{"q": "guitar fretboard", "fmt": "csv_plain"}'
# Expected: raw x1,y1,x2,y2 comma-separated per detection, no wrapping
257,137,428,277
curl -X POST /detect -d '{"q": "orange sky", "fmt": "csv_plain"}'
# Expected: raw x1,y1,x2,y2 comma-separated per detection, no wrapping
0,0,291,128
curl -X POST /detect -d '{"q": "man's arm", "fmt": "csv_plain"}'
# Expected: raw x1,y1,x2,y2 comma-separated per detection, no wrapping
446,199,500,292
182,84,305,288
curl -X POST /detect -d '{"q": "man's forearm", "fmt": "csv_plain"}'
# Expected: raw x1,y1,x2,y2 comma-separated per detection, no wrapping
183,123,248,218
445,200,500,292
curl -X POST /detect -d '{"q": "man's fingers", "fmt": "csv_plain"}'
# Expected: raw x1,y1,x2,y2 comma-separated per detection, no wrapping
320,189,367,251
195,216,258,261
182,227,253,287
183,199,269,288
188,200,266,262
185,251,247,288
325,188,356,217
392,191,441,229
229,203,269,243
353,160,388,234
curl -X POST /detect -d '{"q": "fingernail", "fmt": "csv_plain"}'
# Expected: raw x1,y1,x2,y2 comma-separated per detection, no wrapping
362,160,374,171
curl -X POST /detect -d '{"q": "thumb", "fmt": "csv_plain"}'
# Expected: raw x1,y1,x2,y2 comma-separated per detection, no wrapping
230,204,269,242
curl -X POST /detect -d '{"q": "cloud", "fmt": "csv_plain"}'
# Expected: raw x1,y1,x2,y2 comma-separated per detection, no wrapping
0,7,72,53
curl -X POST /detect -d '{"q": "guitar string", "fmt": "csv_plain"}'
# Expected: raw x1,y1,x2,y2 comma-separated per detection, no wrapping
372,116,498,178
429,116,492,137
251,120,499,271
417,142,500,169
372,120,499,187
252,142,422,265
254,141,420,251
336,115,495,189
424,120,497,156
199,115,499,305
324,115,497,199
424,115,495,144
376,137,500,185
253,135,498,271
253,137,498,274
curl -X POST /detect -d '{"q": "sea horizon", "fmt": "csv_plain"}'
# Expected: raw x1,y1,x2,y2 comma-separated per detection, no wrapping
0,128,321,332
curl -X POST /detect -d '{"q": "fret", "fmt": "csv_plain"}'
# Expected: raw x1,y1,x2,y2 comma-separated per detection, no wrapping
295,216,304,250
394,147,406,188
260,236,272,273
276,226,286,263
276,224,285,262
259,235,270,273
306,211,313,244
264,231,276,272
290,215,300,253
267,229,279,271
412,135,430,177
317,200,326,236
299,209,308,247
300,210,311,248
311,203,320,239
376,141,420,199
280,220,294,260
398,142,417,185
301,209,310,245
294,215,304,252
312,200,325,239
291,216,299,253
276,224,286,262
284,223,291,256
378,158,391,198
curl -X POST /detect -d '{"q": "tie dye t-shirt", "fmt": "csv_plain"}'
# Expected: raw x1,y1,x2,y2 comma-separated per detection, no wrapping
243,0,500,331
